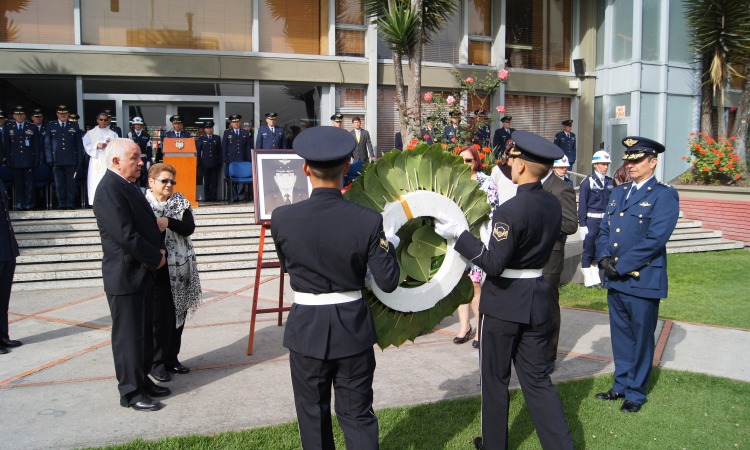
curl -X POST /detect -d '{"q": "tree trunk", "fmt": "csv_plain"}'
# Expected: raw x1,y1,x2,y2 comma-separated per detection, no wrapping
701,54,713,135
716,83,726,138
403,0,424,146
730,58,750,164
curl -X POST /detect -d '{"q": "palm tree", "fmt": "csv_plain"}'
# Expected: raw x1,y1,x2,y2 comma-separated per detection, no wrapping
684,0,750,141
361,0,459,146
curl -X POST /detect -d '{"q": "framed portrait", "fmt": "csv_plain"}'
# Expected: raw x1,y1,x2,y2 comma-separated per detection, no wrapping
252,149,313,224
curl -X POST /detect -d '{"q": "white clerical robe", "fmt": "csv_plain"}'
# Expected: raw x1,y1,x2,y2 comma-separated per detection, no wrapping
83,127,118,205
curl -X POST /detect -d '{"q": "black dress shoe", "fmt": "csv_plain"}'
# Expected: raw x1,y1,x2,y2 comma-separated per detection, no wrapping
473,436,484,449
0,338,22,348
144,385,171,397
0,347,8,354
120,397,165,411
620,400,642,413
167,363,190,374
472,339,479,349
152,371,171,382
453,326,475,344
595,389,625,401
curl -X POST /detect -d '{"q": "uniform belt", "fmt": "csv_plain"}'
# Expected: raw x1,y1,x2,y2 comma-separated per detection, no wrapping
587,212,605,218
293,290,362,306
499,268,543,279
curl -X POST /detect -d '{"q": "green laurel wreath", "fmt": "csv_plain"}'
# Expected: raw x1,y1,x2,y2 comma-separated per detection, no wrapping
343,143,493,349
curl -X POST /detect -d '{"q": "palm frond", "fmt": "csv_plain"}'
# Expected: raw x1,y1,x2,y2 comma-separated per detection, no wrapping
360,0,460,48
376,5,420,53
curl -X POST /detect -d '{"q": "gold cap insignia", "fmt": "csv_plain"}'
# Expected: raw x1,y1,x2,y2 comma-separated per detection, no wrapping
639,202,652,207
493,222,510,242
175,140,184,149
279,159,291,165
380,237,389,251
624,138,638,147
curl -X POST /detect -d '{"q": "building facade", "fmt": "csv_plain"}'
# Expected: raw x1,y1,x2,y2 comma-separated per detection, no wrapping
0,0,742,182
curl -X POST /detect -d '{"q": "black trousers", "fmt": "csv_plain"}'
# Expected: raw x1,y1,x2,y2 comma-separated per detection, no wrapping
106,289,156,405
13,168,34,210
203,166,220,201
53,164,77,208
289,348,379,450
151,270,184,373
0,258,16,340
543,273,562,362
480,314,574,450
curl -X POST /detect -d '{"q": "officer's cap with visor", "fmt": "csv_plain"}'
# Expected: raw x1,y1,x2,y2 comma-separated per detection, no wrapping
100,109,113,118
169,115,182,124
508,130,564,165
265,112,278,119
229,114,242,122
553,155,570,168
0,109,5,119
501,115,513,123
330,113,344,122
562,119,574,126
293,126,357,169
56,104,70,114
449,111,461,118
621,136,665,161
11,105,27,115
132,117,144,125
270,159,298,174
474,109,488,117
31,108,43,118
69,114,80,122
204,120,215,128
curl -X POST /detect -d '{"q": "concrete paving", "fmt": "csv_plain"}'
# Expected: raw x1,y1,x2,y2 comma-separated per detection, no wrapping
0,276,746,450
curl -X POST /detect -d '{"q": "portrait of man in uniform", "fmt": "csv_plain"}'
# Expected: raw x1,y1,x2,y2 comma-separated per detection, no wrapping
254,152,311,221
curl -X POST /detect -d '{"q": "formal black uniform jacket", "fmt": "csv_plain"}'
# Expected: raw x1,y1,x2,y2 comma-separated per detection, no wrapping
474,125,490,147
129,130,152,160
197,134,222,168
553,131,576,165
264,187,308,215
542,174,578,275
3,121,41,168
271,188,400,360
164,129,189,139
222,128,251,162
492,127,515,158
45,121,84,166
394,132,403,151
256,125,287,149
444,124,460,142
455,182,562,325
93,170,164,295
109,125,123,138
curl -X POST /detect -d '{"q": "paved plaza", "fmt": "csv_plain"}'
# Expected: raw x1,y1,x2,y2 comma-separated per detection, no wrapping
1,275,749,450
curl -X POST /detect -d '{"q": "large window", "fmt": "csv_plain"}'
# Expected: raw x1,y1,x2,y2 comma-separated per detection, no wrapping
259,0,326,55
1,0,75,44
336,0,366,57
379,11,460,64
505,0,572,72
81,0,252,51
503,94,571,141
611,0,633,63
641,0,662,61
667,0,692,64
664,95,692,181
468,0,492,66
259,83,323,137
595,0,606,67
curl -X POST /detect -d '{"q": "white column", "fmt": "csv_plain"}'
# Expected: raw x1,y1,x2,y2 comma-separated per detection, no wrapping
74,0,82,45
75,76,84,119
460,0,469,64
252,0,260,53
367,20,378,155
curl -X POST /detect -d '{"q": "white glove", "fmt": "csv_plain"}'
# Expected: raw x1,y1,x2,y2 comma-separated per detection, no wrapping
384,219,400,248
434,213,468,240
579,226,588,241
364,269,373,287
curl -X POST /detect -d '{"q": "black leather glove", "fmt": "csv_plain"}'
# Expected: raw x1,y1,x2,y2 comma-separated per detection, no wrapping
599,257,619,277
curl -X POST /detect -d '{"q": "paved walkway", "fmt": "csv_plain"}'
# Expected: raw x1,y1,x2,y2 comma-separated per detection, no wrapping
1,277,748,450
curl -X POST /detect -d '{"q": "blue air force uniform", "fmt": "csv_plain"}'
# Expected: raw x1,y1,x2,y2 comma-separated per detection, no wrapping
595,137,679,411
164,129,190,139
272,126,400,450
223,114,251,201
420,127,437,145
444,124,461,142
553,120,577,166
256,125,286,149
578,171,614,270
127,127,151,188
197,127,222,201
492,116,515,160
3,109,42,210
45,107,84,209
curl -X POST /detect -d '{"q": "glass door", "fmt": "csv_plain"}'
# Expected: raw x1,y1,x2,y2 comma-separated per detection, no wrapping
607,118,630,176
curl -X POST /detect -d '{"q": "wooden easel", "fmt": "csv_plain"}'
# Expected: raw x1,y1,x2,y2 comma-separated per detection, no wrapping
247,223,290,355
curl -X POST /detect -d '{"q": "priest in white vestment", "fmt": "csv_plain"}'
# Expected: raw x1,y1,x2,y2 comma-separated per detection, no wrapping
83,112,119,205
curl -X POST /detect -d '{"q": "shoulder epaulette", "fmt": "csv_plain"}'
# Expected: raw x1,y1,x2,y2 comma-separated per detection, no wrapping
657,181,672,188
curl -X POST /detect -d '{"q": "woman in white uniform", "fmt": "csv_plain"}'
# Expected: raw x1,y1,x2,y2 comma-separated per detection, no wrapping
83,111,119,205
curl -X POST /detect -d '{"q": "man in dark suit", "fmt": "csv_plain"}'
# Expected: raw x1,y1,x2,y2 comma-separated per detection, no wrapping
256,112,287,149
553,119,576,167
444,111,461,143
272,126,400,450
595,137,679,413
222,114,252,201
0,185,21,354
420,116,437,145
435,131,574,450
492,115,515,160
165,115,190,139
394,132,403,150
101,109,123,138
263,160,309,215
3,106,42,211
197,120,222,201
541,164,578,375
45,104,84,209
93,138,171,411
350,116,375,163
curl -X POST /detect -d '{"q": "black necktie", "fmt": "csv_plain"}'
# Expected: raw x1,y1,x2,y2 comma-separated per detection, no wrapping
629,185,637,200
284,194,291,205
131,182,142,195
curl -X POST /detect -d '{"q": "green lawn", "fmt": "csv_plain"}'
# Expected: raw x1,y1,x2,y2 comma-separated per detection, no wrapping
560,249,750,329
87,368,749,449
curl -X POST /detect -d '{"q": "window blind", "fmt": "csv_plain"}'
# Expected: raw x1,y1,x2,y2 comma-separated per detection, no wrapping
336,0,364,25
337,88,366,109
468,0,491,36
504,94,571,142
259,0,322,55
505,0,572,72
1,0,75,44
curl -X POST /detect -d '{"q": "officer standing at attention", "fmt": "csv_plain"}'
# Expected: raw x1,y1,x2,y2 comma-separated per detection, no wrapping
578,150,614,288
45,104,84,209
165,115,190,139
444,111,461,142
474,109,491,147
223,114,251,201
0,110,6,133
330,113,344,128
492,115,514,160
197,120,222,202
256,112,287,149
3,106,42,211
30,108,47,142
553,120,576,167
595,137,679,413
434,130,574,450
68,114,80,124
127,117,152,192
272,126,401,450
420,116,437,145
102,110,123,137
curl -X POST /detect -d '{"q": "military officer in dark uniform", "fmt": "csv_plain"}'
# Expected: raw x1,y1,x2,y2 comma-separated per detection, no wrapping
444,111,461,143
0,183,20,354
3,106,42,210
68,114,80,124
0,110,6,134
330,113,344,128
263,160,309,215
101,109,123,138
256,112,287,149
127,117,152,191
45,104,84,209
474,109,491,147
492,115,515,160
434,130,574,450
197,120,222,201
553,119,576,167
595,137,679,413
272,126,400,450
30,108,47,145
165,115,190,139
420,116,437,145
222,114,251,201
